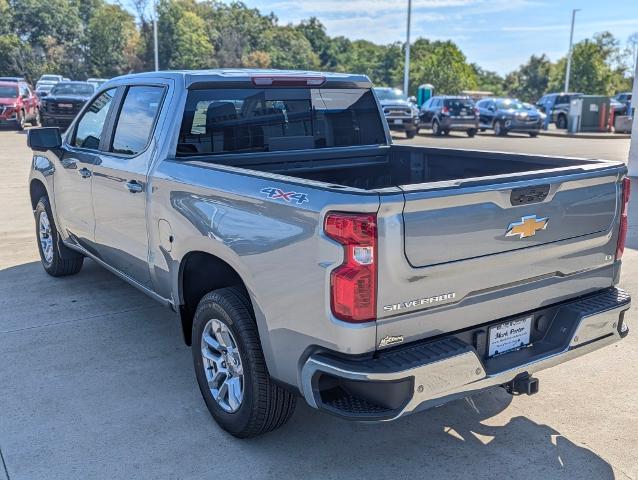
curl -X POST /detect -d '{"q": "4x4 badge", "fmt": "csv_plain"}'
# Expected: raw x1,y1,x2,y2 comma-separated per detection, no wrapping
506,215,548,239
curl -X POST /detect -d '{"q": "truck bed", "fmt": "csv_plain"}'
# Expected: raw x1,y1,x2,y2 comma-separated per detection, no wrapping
189,144,605,191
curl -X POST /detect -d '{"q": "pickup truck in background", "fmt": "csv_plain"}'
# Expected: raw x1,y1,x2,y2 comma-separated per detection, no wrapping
27,70,631,438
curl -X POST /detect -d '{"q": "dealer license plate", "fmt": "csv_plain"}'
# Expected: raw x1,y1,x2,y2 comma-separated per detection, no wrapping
488,316,532,357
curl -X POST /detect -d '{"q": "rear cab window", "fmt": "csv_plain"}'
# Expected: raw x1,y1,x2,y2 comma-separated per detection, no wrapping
177,87,386,156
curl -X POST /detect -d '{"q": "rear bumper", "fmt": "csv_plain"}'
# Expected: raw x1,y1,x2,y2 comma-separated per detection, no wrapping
440,117,478,130
386,116,418,131
301,288,630,421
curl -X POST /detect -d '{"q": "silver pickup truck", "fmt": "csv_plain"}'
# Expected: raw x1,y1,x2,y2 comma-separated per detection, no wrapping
27,70,631,438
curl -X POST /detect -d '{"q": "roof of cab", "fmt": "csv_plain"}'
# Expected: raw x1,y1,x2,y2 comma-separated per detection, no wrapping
104,69,372,89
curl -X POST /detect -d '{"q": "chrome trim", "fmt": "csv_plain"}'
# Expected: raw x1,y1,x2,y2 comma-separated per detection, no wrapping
301,296,630,419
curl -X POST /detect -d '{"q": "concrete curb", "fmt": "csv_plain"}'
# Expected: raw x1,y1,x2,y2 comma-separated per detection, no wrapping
538,131,631,140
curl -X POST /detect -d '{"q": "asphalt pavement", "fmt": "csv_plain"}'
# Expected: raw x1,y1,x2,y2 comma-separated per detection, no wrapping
1,129,636,479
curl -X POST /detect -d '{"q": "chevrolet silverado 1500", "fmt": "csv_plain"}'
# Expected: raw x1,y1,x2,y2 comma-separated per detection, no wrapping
27,70,631,438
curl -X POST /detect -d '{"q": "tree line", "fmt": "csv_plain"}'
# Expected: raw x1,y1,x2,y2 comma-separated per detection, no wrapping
0,0,635,101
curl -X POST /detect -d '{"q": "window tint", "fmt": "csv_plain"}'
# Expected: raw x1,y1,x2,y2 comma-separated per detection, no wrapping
177,88,385,156
73,88,115,150
444,98,474,109
111,86,164,155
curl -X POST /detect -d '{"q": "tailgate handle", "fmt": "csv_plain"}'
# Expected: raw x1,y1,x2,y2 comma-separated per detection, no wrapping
510,185,550,205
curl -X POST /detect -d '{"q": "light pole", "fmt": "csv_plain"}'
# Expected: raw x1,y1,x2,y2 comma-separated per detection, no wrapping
564,9,579,93
153,17,159,71
403,0,412,96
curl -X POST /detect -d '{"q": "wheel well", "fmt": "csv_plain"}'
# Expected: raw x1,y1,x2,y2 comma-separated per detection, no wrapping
179,251,247,345
29,179,47,210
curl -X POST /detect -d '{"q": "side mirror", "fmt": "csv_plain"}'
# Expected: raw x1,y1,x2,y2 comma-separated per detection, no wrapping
27,127,62,152
408,96,417,104
488,105,496,112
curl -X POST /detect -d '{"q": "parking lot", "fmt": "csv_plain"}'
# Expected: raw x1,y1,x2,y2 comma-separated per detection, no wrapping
1,129,637,479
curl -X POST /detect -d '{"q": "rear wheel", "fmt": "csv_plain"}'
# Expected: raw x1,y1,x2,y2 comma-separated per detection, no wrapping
406,129,416,139
431,120,442,136
466,128,477,137
192,287,296,438
35,197,84,276
494,120,507,136
556,114,567,129
32,108,41,127
529,131,539,138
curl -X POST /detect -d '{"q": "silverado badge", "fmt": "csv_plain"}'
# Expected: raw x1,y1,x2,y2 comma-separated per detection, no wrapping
506,215,549,239
378,335,404,348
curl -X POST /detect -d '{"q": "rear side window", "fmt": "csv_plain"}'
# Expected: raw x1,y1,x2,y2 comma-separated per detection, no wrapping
73,88,116,150
177,88,386,156
111,86,164,156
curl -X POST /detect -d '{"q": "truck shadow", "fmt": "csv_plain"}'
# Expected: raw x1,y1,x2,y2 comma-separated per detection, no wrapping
250,392,615,480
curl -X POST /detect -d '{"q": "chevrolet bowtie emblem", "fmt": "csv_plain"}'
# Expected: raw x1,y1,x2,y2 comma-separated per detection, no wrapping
506,215,549,239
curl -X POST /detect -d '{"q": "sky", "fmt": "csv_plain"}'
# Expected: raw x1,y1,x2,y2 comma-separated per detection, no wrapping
127,0,638,75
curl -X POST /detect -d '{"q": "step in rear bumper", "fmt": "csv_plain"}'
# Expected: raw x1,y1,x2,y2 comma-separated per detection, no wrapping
301,288,631,421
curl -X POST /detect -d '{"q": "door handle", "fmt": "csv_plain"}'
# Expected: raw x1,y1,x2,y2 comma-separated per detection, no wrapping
78,167,92,178
125,180,144,194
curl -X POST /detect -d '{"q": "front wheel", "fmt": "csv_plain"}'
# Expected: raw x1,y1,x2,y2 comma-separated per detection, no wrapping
467,128,477,137
529,131,539,138
16,110,25,131
192,287,296,438
431,120,442,136
32,108,41,127
405,129,417,139
35,197,84,276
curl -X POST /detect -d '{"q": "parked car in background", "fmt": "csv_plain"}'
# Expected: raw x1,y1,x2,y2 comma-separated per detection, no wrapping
0,76,27,82
535,93,582,129
36,74,63,91
477,98,542,137
419,95,478,137
374,87,420,138
87,78,109,88
36,83,55,97
40,81,94,129
0,80,40,130
612,92,632,116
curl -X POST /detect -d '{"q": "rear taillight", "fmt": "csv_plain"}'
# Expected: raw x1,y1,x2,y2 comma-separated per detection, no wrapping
324,212,377,323
616,177,631,260
441,106,449,115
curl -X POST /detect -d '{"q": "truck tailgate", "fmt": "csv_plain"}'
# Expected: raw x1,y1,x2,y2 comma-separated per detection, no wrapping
403,175,616,267
375,166,625,349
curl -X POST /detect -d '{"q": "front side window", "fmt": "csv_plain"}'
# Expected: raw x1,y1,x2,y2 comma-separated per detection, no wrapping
177,88,386,156
73,88,116,150
111,86,164,156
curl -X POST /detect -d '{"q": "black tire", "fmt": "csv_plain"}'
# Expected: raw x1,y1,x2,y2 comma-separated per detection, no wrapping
556,114,567,130
494,120,507,136
405,129,416,139
192,287,296,438
16,110,25,131
32,108,41,127
431,120,442,136
34,196,84,276
480,128,486,132
529,131,539,138
467,128,477,138
443,129,450,136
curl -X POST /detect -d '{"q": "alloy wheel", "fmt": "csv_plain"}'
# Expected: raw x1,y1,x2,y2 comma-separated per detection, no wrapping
39,211,54,264
201,318,245,413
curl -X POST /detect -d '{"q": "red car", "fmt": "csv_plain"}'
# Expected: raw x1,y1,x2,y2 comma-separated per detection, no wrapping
0,80,40,130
